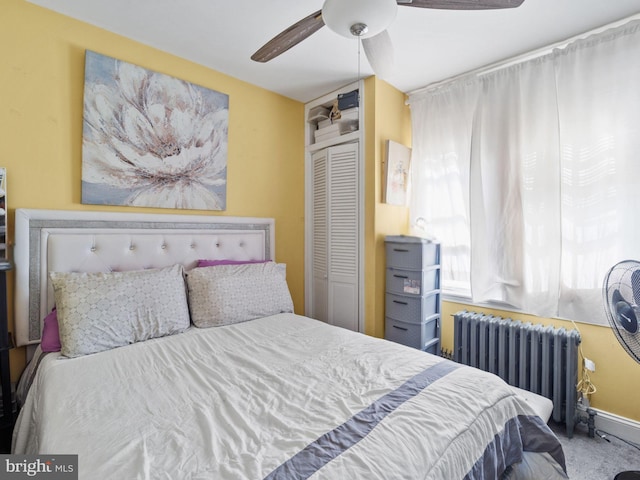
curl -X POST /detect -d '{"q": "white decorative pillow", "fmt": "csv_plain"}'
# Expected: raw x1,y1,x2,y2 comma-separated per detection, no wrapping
50,264,190,358
186,262,294,327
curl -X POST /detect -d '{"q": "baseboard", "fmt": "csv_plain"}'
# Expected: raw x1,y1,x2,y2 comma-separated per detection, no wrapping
592,408,640,445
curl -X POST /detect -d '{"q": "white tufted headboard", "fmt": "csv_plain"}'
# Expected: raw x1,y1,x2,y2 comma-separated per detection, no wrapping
13,209,275,347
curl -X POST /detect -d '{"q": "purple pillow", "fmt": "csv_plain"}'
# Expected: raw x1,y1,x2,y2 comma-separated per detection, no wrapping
197,259,268,268
41,308,61,352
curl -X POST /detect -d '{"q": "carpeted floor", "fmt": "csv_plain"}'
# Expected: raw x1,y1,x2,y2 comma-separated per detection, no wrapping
550,421,640,480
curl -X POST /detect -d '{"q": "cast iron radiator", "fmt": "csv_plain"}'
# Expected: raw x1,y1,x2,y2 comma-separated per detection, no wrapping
453,310,581,436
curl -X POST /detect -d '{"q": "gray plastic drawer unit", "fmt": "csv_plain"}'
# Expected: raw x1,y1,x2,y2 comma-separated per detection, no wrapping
384,235,441,355
385,314,440,351
386,238,439,271
386,266,440,296
385,291,440,321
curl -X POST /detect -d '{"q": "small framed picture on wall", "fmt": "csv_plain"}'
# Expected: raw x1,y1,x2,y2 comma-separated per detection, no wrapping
383,140,411,206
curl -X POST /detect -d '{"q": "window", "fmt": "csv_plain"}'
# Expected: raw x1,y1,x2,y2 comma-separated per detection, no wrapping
408,19,640,325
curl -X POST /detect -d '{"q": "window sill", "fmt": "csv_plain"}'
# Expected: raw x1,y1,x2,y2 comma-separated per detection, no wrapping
441,291,521,313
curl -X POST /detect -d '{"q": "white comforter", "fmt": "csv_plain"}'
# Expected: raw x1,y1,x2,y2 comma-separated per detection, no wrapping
13,314,566,479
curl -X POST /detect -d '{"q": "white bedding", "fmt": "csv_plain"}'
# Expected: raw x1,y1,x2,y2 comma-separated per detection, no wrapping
13,314,566,479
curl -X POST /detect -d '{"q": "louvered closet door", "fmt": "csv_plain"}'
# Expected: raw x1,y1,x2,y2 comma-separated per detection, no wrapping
310,143,360,331
311,148,329,323
327,143,359,331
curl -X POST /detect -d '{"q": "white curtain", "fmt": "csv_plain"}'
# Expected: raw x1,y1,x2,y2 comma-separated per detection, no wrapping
469,57,561,317
555,21,640,323
408,77,479,293
408,19,640,325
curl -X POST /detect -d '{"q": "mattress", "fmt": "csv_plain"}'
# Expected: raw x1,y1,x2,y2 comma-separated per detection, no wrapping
13,313,567,479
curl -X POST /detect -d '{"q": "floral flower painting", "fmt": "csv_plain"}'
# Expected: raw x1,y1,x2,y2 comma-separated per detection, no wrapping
82,51,228,210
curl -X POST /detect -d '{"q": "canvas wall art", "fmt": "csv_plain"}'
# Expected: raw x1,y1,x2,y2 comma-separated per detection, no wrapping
384,140,411,206
82,50,229,210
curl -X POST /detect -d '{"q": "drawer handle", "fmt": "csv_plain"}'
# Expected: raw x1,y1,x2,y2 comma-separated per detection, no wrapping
393,300,408,305
392,325,408,331
393,248,409,252
393,274,409,279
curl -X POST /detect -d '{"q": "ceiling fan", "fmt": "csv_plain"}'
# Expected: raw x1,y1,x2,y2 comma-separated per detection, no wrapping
251,0,525,79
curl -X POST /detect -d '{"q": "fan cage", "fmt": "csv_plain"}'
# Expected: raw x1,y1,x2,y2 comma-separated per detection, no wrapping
603,260,640,365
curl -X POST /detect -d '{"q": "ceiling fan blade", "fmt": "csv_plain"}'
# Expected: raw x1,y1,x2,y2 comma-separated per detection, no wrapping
251,10,325,63
397,0,524,10
362,30,394,80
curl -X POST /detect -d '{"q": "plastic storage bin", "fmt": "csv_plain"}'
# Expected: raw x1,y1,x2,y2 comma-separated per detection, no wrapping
384,235,441,354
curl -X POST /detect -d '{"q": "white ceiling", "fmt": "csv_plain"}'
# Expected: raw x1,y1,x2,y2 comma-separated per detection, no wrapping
28,0,640,103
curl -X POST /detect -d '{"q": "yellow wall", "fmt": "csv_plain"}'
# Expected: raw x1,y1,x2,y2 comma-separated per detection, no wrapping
364,77,411,338
1,0,305,380
441,301,640,422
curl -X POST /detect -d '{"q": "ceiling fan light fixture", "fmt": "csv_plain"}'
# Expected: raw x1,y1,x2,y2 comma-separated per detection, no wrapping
350,23,369,37
322,0,398,39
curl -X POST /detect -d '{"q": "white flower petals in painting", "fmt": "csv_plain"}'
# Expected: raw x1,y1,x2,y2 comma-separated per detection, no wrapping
81,51,228,210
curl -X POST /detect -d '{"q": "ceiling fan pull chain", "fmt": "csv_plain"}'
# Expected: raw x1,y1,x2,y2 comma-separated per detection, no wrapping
357,36,362,103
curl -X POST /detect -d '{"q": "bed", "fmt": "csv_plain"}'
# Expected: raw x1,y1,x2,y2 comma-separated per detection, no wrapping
11,209,568,479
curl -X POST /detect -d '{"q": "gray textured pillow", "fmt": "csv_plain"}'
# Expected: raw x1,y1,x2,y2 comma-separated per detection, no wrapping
186,262,294,327
50,264,190,358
